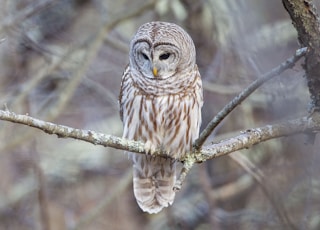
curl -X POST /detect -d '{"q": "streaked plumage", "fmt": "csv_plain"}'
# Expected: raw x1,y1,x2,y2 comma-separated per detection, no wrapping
119,21,203,213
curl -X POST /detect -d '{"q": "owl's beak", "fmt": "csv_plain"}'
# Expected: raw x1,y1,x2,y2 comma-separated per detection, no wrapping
152,66,158,77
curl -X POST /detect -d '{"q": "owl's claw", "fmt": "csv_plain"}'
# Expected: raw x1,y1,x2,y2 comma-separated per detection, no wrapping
173,180,182,191
144,140,157,155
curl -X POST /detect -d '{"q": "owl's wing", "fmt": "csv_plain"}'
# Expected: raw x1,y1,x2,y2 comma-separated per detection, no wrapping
119,65,130,122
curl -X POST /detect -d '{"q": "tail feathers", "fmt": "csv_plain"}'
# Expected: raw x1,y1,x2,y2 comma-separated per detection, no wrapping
132,155,176,214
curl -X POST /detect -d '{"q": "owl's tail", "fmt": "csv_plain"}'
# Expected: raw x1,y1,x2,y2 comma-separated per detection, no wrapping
132,154,176,214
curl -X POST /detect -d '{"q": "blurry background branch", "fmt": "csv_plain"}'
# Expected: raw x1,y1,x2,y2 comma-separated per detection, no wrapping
0,0,56,35
228,152,296,230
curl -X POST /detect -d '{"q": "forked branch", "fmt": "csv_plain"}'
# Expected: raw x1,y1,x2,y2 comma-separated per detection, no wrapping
194,47,307,149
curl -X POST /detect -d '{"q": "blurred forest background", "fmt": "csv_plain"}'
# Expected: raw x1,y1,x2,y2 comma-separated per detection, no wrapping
0,0,320,229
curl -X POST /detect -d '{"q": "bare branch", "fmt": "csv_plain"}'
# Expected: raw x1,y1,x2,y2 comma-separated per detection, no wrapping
1,109,320,158
0,109,148,155
196,114,320,162
194,47,307,149
175,113,320,190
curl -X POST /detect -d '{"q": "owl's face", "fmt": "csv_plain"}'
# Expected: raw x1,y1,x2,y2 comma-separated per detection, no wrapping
129,22,196,80
132,41,180,79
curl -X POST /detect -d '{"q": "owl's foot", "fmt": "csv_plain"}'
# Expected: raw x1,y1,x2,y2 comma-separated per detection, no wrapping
173,180,182,191
144,140,157,155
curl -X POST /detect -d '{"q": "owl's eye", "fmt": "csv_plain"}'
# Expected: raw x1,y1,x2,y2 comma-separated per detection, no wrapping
141,53,149,60
159,53,170,60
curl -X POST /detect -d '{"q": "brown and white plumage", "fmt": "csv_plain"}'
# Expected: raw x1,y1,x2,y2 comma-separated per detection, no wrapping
119,22,203,214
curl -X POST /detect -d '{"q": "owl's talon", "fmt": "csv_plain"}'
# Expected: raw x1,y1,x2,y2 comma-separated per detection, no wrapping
173,181,182,191
144,140,157,155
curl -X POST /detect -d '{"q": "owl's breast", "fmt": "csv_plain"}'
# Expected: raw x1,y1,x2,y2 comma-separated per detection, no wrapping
140,93,200,158
121,73,202,158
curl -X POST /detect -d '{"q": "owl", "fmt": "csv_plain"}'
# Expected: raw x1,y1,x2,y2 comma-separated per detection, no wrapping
119,21,203,214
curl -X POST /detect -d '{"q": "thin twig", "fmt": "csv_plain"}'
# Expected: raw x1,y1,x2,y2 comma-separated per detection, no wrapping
194,47,307,149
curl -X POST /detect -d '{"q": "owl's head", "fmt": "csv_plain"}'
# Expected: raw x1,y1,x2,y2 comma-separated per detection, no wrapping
129,22,196,80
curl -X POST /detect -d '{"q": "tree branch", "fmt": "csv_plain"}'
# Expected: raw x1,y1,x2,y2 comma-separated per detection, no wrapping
1,108,320,175
0,109,149,155
1,107,320,222
196,115,320,161
194,47,307,149
174,113,320,190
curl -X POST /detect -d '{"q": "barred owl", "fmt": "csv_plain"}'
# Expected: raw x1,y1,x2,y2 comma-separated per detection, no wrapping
119,22,203,214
